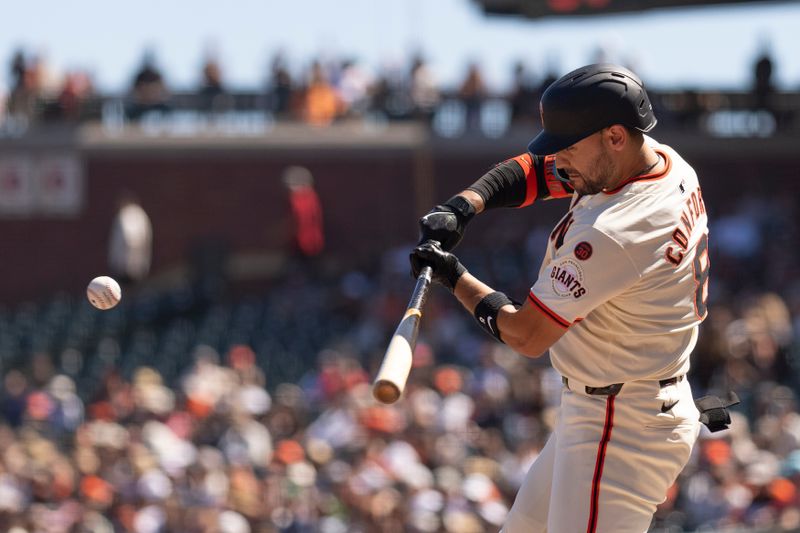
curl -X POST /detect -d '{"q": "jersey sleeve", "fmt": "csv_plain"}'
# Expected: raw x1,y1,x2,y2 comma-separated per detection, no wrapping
529,227,641,327
465,153,574,210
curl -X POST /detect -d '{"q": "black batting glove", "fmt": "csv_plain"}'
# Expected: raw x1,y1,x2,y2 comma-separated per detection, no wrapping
418,195,476,251
410,240,467,291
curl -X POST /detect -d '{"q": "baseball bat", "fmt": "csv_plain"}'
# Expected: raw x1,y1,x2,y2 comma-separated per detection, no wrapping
372,265,433,404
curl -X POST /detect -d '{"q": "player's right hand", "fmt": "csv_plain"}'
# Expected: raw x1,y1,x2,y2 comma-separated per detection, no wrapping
418,196,476,251
410,240,467,291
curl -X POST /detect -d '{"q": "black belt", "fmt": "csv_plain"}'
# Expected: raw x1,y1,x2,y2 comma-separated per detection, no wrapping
562,375,684,396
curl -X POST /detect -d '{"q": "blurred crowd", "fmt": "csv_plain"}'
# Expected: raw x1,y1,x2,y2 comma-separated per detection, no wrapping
0,188,798,532
0,45,789,134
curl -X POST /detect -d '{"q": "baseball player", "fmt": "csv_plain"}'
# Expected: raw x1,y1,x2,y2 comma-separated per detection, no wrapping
411,64,716,532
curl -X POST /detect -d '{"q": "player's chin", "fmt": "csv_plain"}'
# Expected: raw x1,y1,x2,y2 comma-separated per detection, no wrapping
568,176,585,190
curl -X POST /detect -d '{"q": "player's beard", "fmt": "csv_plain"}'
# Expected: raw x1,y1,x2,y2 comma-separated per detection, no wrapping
569,148,617,195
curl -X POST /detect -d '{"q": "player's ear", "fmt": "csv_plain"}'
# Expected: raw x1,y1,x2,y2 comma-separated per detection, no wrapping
603,125,627,152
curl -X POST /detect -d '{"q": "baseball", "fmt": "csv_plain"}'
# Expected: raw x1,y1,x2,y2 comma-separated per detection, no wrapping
86,276,122,310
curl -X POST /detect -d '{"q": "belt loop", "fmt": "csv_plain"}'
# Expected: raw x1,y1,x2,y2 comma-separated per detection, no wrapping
658,375,685,388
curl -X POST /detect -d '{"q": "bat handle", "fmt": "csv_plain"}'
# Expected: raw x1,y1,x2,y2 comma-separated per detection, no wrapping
408,265,433,311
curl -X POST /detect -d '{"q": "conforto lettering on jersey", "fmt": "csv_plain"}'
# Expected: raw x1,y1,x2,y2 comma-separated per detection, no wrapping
665,185,707,266
550,259,587,299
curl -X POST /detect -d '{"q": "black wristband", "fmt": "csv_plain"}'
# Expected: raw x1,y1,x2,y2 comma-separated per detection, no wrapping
473,291,513,342
448,261,468,291
443,195,476,224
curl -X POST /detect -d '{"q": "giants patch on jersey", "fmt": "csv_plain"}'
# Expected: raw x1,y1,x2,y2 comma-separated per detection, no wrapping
550,258,587,299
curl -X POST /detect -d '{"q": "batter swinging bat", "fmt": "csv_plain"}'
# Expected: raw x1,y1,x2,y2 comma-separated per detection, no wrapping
372,265,432,404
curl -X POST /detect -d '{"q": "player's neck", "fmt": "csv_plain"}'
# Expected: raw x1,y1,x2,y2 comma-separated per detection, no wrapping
615,145,662,188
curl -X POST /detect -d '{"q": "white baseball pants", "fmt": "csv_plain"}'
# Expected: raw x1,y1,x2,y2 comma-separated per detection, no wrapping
502,375,700,533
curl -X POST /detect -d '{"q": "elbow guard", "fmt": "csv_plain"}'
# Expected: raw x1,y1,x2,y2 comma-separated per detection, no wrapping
466,153,573,210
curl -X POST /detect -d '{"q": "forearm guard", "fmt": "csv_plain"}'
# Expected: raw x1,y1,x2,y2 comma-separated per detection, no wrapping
466,159,528,210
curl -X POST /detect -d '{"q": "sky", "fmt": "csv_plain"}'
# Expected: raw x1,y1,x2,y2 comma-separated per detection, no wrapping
1,0,800,94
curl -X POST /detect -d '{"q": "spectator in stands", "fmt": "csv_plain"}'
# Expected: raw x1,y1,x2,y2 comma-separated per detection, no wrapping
1,370,30,428
10,49,26,91
6,49,40,125
459,61,488,131
198,52,229,112
508,61,539,126
127,49,170,120
369,61,411,120
266,52,293,119
300,60,343,126
108,191,153,285
5,50,63,124
283,166,324,258
753,40,775,111
409,54,440,121
335,58,373,119
56,70,93,121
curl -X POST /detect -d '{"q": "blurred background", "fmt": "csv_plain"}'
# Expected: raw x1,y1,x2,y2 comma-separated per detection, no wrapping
1,0,800,531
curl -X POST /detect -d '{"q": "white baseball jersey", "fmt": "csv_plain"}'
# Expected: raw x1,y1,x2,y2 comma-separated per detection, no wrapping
528,136,709,386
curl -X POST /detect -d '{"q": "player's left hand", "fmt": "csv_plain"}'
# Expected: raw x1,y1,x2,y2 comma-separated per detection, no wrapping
418,196,476,251
410,240,467,291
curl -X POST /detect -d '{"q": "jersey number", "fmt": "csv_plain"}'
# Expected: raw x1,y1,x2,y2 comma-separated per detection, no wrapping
692,233,710,318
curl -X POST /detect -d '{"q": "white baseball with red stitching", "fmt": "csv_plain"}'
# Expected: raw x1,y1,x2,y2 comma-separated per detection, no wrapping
86,276,122,310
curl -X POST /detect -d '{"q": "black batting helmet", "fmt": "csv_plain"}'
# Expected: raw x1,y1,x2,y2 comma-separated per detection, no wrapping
527,63,657,156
